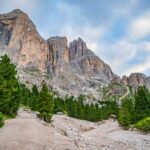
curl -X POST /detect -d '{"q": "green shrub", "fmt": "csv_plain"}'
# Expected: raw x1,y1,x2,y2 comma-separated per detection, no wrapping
133,117,150,133
0,112,4,127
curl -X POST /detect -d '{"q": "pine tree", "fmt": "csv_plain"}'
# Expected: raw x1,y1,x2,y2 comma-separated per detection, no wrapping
32,85,39,97
36,83,54,122
0,55,20,115
20,84,32,106
0,55,16,80
118,98,135,127
0,75,10,114
31,85,39,110
135,86,150,120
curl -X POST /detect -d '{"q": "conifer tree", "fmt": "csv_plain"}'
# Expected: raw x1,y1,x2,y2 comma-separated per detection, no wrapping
135,86,150,120
36,83,54,122
0,55,20,115
31,85,39,110
118,98,135,127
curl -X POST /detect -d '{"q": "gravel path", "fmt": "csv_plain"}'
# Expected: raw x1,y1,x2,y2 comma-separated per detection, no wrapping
0,108,150,150
119,84,130,101
0,109,78,150
52,115,150,150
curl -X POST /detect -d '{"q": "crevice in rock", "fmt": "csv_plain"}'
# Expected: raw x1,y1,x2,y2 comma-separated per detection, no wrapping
0,21,12,49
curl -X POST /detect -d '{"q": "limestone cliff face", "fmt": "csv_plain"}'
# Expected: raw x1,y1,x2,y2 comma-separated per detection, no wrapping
146,77,150,90
47,36,69,76
0,9,48,73
69,38,115,81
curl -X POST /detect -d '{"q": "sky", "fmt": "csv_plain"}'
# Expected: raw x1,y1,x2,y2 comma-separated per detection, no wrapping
0,0,150,76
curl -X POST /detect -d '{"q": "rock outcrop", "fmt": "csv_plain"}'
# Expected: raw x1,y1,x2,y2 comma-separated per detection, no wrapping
69,38,115,81
0,9,48,73
146,77,150,90
47,36,69,76
121,73,150,90
121,73,146,87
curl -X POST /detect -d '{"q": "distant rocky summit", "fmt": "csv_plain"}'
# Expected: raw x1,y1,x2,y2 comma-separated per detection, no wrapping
120,73,150,90
0,9,150,99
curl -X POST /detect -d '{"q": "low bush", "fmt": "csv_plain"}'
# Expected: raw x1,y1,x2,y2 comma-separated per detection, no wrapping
133,117,150,133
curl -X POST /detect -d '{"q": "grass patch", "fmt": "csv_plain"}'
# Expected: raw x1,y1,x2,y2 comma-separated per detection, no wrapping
3,114,16,120
133,117,150,133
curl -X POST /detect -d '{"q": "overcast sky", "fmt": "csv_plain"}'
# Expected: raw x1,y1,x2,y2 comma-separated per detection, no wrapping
1,0,150,76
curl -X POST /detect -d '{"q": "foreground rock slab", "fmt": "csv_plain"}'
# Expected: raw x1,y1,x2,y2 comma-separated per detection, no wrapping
0,109,150,150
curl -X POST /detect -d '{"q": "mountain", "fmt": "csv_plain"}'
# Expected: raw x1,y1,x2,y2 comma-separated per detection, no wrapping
0,9,150,99
0,9,48,72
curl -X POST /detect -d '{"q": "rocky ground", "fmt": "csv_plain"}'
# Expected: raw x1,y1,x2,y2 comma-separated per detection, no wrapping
0,108,150,150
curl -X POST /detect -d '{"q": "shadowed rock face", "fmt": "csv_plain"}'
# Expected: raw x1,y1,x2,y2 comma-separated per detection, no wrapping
0,21,12,49
47,36,69,75
146,77,150,90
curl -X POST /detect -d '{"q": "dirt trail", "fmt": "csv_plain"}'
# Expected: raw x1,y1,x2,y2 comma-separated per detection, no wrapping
119,84,130,104
0,108,150,150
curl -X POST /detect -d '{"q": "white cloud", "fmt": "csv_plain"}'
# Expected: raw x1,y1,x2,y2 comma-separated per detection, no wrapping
124,56,150,75
60,24,105,52
98,11,150,76
137,41,150,52
96,39,137,74
128,12,150,40
120,41,150,75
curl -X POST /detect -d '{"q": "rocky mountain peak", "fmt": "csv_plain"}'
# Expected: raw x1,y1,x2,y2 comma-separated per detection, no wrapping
121,73,148,88
11,9,23,14
0,9,28,22
0,9,48,73
69,37,94,61
68,38,114,81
